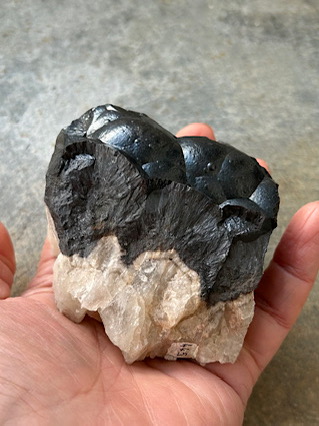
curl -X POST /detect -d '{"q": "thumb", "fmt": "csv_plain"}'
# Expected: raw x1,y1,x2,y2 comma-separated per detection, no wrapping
22,237,57,306
0,223,16,299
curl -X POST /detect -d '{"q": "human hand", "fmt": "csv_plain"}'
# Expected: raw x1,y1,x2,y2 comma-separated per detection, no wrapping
1,124,318,425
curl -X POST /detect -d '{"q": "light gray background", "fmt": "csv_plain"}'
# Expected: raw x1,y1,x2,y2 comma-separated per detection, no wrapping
1,1,318,424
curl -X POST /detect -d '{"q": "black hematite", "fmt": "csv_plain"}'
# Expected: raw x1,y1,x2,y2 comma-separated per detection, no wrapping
45,104,279,305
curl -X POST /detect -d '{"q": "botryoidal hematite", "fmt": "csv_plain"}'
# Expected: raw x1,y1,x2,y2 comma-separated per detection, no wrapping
45,104,279,364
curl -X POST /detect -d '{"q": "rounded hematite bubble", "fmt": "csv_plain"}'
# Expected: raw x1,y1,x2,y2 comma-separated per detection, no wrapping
45,104,279,304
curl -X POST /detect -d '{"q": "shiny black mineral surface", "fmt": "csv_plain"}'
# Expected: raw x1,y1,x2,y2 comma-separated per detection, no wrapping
45,104,279,304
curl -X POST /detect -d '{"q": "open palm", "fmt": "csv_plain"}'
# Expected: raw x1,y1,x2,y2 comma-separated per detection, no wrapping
1,124,318,425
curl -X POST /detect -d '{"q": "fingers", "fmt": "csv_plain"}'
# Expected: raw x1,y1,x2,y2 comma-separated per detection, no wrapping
22,237,57,305
0,223,16,299
176,123,216,140
256,158,270,174
244,201,319,373
29,238,57,287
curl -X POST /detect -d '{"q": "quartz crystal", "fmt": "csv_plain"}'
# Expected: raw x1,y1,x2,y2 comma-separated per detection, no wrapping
45,104,279,364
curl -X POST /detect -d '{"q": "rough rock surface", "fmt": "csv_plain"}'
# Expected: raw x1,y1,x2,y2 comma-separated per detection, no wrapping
45,104,279,364
53,236,254,364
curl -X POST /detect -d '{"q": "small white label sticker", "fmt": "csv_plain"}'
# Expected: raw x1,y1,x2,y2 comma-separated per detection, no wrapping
166,342,198,360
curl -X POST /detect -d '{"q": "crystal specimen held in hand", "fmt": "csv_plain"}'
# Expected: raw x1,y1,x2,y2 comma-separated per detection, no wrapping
45,104,279,364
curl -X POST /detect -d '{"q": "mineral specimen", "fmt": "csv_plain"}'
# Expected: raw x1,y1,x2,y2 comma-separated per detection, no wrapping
45,104,279,364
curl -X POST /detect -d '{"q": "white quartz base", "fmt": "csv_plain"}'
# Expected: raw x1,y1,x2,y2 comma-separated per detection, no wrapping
53,235,254,364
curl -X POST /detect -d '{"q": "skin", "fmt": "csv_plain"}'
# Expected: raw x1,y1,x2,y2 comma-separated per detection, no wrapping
0,123,319,425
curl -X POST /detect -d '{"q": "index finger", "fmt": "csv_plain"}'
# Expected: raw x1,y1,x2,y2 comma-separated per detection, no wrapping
176,123,216,140
0,223,16,299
